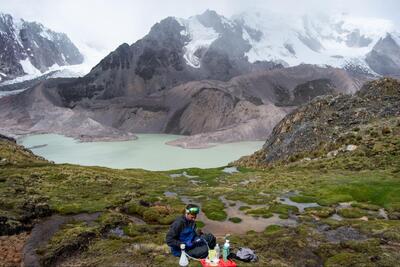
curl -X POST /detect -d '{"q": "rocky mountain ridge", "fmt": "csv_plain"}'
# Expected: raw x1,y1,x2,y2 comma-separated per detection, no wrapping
0,12,83,82
235,77,400,167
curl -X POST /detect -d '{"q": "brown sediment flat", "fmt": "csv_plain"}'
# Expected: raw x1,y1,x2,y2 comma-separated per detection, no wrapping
0,233,28,267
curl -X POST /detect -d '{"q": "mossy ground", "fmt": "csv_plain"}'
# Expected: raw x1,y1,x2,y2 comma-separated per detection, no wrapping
0,117,399,266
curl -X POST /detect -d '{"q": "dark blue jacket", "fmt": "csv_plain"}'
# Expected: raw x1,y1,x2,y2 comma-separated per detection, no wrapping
166,215,197,256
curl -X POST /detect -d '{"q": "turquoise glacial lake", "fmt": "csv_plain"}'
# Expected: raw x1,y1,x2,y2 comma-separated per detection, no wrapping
18,134,264,171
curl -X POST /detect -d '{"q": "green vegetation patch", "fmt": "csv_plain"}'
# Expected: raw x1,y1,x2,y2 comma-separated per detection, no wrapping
245,203,299,218
338,208,367,219
342,239,381,254
202,198,227,221
382,230,400,242
123,224,168,244
351,202,380,211
269,203,299,215
386,202,400,212
325,252,373,267
310,172,400,209
317,194,353,206
289,195,318,203
124,199,183,225
264,225,283,235
228,217,242,223
196,220,205,228
165,167,224,186
304,206,335,218
0,140,48,166
245,207,272,218
225,189,272,205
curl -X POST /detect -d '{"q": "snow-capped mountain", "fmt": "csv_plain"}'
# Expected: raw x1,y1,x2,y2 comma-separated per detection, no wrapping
365,33,400,76
174,10,400,76
0,13,83,82
234,12,389,66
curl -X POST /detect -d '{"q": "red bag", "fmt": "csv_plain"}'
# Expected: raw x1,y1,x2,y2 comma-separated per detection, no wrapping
200,259,237,267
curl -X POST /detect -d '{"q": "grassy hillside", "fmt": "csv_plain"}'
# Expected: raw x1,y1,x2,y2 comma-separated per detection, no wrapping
0,78,399,266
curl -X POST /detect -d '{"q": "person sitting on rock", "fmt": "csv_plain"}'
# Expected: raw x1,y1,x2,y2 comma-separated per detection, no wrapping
166,204,216,259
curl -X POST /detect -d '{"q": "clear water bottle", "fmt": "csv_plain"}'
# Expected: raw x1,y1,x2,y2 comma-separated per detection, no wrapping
215,243,220,260
222,240,230,262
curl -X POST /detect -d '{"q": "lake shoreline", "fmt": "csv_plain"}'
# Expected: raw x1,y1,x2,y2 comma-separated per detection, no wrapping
18,133,264,171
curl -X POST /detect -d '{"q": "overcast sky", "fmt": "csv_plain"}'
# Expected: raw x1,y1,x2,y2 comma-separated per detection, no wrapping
1,0,399,55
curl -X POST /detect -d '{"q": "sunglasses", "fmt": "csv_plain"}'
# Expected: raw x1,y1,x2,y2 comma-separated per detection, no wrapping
186,207,200,214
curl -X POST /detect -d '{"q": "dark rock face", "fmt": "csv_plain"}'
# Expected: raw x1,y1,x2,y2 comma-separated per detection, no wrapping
0,14,25,79
99,43,132,71
240,78,400,165
0,133,16,143
275,79,336,106
55,77,100,107
0,13,83,81
365,34,400,76
290,79,336,105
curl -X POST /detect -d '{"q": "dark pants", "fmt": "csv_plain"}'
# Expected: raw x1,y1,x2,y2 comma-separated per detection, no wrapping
186,233,216,259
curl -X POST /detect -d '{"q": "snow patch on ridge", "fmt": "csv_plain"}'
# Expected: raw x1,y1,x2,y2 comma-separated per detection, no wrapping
39,28,55,41
0,88,27,99
19,58,41,75
391,32,400,46
177,17,219,68
0,72,6,81
0,72,5,82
